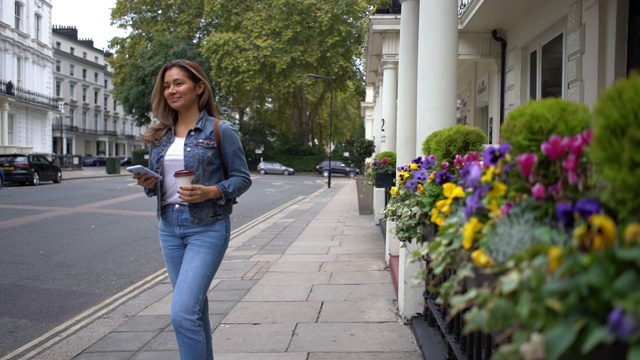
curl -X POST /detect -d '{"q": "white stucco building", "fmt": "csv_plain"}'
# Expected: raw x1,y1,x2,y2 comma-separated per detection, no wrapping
52,26,144,158
364,0,639,323
0,0,58,154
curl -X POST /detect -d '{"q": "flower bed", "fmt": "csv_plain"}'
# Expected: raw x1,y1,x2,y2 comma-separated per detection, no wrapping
390,76,640,359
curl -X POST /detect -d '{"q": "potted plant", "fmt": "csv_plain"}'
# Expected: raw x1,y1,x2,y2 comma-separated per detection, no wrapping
375,0,391,14
365,151,396,188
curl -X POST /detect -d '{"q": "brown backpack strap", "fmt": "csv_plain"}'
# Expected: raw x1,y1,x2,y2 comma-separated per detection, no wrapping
214,119,228,180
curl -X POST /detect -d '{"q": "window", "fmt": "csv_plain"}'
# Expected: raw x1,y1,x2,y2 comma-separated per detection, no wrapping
14,2,22,30
104,96,108,109
82,52,87,59
7,114,14,145
104,79,108,88
69,83,75,100
55,60,61,72
529,33,564,99
113,99,117,110
34,14,42,40
69,109,75,126
94,72,99,83
82,68,87,80
55,80,61,97
94,89,99,104
82,87,87,102
94,56,99,63
82,110,87,129
122,120,126,134
16,57,22,86
94,113,98,130
55,41,61,49
103,118,108,131
70,64,75,76
70,47,75,55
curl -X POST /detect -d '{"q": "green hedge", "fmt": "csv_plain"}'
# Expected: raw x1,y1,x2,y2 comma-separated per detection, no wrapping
421,125,487,163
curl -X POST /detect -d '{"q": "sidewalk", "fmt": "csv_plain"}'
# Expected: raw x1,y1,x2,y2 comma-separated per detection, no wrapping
33,175,422,359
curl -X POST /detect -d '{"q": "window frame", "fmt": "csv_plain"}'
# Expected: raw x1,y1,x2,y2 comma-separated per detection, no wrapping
527,26,566,100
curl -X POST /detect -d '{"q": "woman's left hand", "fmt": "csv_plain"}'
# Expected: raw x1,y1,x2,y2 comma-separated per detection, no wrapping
178,184,218,203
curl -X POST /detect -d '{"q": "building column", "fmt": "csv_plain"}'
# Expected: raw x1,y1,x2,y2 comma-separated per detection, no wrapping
394,0,421,322
415,0,458,155
379,33,399,153
396,0,420,166
0,99,9,146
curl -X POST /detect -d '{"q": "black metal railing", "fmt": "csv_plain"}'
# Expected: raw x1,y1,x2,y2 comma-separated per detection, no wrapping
421,263,496,359
0,80,59,110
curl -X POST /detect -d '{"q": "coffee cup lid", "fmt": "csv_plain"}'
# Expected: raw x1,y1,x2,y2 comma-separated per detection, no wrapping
174,169,195,177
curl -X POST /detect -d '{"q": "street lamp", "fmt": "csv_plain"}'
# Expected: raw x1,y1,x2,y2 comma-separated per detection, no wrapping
307,73,334,189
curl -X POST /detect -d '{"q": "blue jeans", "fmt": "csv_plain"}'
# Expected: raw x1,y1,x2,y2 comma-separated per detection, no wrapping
159,203,230,360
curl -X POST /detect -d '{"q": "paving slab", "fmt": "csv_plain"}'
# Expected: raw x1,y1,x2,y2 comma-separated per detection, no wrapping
216,353,308,360
330,270,392,285
268,260,323,272
309,352,422,360
213,323,296,353
222,301,321,323
257,272,331,285
83,332,157,353
289,323,417,352
318,300,398,322
242,283,312,301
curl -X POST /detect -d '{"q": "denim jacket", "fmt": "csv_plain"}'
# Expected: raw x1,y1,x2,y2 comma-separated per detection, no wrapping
144,110,252,225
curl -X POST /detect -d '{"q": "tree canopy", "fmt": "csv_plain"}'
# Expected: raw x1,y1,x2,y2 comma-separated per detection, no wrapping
108,0,372,153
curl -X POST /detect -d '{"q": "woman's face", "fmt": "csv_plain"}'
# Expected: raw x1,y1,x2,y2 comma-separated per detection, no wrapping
163,67,204,113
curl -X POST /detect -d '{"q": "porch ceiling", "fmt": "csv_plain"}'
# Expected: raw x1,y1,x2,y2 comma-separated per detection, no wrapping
365,15,401,86
459,0,537,32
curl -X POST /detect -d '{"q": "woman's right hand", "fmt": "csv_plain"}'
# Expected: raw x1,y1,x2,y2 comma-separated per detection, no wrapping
133,173,159,190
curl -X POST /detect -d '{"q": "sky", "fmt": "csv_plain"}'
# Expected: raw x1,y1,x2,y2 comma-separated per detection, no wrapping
51,0,128,51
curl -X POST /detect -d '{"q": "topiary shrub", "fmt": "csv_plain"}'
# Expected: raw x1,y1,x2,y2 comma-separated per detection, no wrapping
501,98,592,188
591,72,640,222
375,151,396,169
421,125,487,164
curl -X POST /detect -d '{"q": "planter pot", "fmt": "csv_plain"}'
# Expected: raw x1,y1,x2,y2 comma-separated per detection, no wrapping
421,223,438,243
374,172,395,188
355,176,373,215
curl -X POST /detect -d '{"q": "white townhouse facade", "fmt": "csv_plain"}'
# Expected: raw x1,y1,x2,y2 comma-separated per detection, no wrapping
0,0,59,154
364,0,639,322
52,26,145,158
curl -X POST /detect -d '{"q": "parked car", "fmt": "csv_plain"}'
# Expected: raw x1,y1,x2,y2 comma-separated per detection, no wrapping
120,157,133,166
83,156,107,166
0,154,62,186
257,161,296,175
315,160,360,178
0,167,4,189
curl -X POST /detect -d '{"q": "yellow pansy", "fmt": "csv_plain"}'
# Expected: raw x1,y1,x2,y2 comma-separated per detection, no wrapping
463,217,484,250
471,248,494,268
442,183,465,199
623,223,640,246
427,172,435,184
487,181,507,198
573,214,617,252
430,208,444,226
481,166,495,183
417,183,426,195
409,163,419,171
547,246,563,272
390,186,398,196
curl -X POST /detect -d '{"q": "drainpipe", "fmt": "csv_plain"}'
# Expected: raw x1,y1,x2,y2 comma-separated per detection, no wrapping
492,29,506,126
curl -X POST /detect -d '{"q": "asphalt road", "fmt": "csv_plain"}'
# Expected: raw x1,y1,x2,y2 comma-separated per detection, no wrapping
0,173,326,357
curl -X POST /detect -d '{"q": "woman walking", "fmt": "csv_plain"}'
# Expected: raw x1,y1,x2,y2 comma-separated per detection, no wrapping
133,59,251,360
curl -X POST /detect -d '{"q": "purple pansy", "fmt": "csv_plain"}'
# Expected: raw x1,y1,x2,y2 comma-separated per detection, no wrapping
435,170,454,186
608,308,639,338
460,162,482,189
556,202,575,229
483,143,511,168
574,198,600,220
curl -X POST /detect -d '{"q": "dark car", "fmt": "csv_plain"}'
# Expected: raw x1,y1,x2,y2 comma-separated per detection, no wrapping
83,156,107,166
120,157,133,166
0,167,4,189
315,160,360,178
257,161,295,175
0,154,62,186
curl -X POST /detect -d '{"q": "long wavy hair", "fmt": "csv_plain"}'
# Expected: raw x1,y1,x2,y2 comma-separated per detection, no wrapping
142,59,218,143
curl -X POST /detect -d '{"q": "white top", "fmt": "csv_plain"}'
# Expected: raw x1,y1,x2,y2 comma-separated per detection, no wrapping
161,137,185,205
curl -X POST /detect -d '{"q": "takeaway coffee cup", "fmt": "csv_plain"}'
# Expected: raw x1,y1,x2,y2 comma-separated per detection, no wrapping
174,169,195,188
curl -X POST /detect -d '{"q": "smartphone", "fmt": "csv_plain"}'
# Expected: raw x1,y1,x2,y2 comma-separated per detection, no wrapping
126,165,163,181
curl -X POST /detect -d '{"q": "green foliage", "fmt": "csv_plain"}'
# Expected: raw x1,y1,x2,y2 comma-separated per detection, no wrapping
421,125,487,164
109,33,209,125
131,148,149,166
591,72,640,222
202,0,369,147
502,98,592,155
501,98,592,187
375,151,396,168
